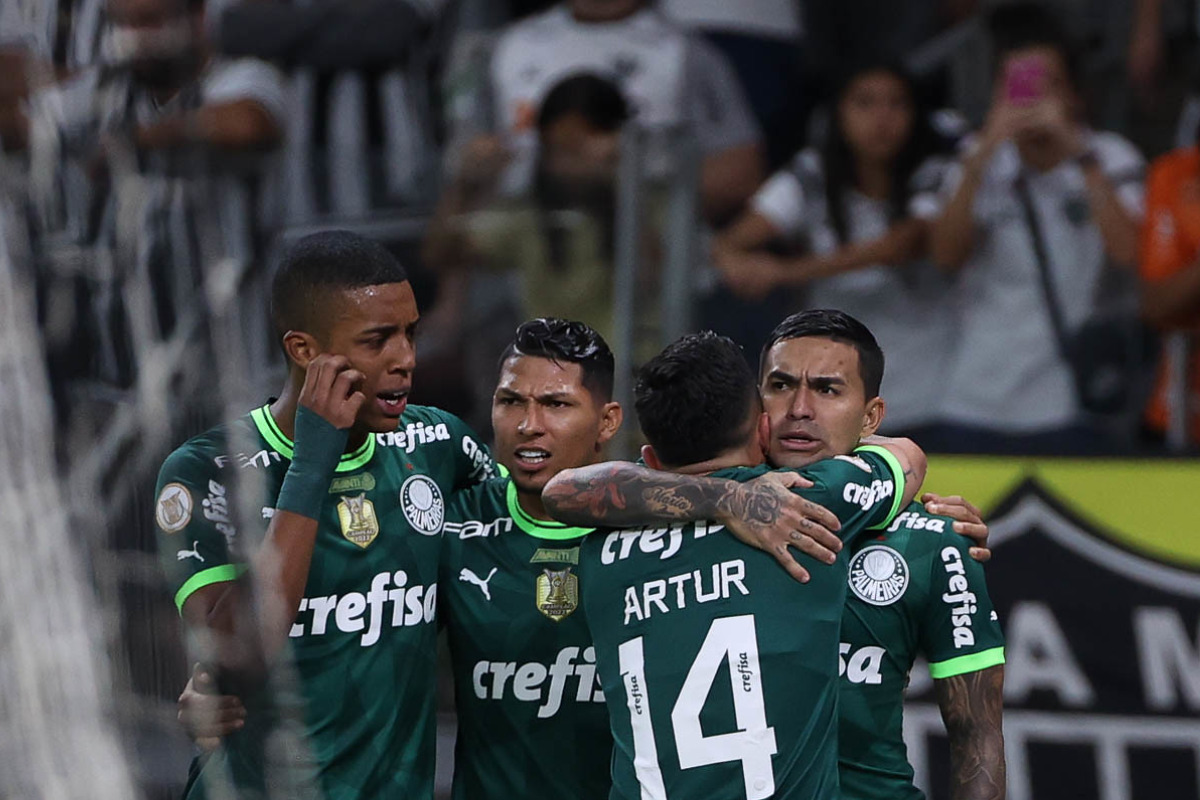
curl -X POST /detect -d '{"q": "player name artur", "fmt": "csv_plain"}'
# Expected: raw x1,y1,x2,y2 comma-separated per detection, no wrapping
622,559,751,625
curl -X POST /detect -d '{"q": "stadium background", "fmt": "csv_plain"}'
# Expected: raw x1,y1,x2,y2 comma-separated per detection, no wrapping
1,0,1198,798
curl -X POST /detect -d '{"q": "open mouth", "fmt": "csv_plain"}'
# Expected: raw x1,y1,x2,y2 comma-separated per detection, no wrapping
376,390,409,416
513,448,551,469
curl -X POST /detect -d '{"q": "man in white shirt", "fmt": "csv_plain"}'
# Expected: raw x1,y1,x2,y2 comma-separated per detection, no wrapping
921,2,1145,453
464,0,764,224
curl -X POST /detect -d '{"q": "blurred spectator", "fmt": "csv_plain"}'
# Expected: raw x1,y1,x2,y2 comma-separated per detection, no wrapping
3,0,286,395
658,0,808,169
457,0,764,225
1140,135,1200,445
922,2,1145,454
424,73,658,427
14,0,285,180
712,62,957,436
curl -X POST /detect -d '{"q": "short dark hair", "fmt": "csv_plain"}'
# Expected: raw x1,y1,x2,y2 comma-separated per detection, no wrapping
498,318,615,401
537,73,630,134
635,332,759,468
988,2,1082,91
761,309,884,399
270,230,409,340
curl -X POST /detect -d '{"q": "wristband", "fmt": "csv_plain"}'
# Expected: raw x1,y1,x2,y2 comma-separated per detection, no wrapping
274,406,348,520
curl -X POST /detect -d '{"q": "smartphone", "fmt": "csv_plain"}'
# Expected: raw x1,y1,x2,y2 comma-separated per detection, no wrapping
1005,56,1046,106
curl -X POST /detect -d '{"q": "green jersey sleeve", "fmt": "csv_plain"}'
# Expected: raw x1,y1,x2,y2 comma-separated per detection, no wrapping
443,411,499,489
919,534,1006,679
792,447,907,546
154,445,247,614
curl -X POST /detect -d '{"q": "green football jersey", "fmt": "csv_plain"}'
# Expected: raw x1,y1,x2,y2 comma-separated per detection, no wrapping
579,448,907,800
837,501,1006,800
154,403,495,800
440,477,612,800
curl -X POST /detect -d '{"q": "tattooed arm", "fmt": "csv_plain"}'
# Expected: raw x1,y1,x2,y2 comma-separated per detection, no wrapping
935,665,1006,800
542,462,843,583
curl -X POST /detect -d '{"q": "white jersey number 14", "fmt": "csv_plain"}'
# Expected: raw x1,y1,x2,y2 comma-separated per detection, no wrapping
618,614,778,800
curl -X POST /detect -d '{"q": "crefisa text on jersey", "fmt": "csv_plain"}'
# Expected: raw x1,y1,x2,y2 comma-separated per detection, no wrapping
471,645,605,718
376,421,451,453
941,548,979,648
289,570,436,645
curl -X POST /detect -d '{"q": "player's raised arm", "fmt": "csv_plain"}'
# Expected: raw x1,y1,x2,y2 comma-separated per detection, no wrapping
175,354,365,686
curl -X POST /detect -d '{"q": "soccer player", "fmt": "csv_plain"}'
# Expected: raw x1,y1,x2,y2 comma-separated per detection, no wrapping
439,318,622,800
443,317,852,799
546,331,927,798
758,311,1005,800
175,315,847,797
154,230,495,799
547,310,1006,799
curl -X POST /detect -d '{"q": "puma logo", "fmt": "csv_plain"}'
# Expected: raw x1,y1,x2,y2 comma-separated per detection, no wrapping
459,567,498,601
177,541,204,563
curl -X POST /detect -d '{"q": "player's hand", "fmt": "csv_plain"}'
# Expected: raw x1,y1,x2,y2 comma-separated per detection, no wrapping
922,492,991,562
177,663,245,750
720,471,843,584
299,354,366,430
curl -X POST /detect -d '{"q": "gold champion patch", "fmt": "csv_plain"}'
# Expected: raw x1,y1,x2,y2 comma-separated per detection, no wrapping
337,492,379,548
535,567,578,622
156,483,193,534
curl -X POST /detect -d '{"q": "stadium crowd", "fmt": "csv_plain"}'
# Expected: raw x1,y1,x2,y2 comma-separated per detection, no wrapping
2,0,1198,456
1,0,1199,797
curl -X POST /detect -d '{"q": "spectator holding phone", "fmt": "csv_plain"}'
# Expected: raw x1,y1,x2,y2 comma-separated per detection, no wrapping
920,2,1145,454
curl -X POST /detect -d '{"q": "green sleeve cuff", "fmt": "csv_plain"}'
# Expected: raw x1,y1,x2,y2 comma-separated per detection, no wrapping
928,647,1006,680
175,564,248,614
854,445,907,529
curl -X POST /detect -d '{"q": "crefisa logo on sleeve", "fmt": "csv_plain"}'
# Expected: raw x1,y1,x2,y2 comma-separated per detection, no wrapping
848,545,910,606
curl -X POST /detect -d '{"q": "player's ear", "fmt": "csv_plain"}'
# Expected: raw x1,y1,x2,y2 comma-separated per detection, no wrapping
860,396,885,439
283,330,321,370
641,445,663,471
756,412,770,455
595,402,623,450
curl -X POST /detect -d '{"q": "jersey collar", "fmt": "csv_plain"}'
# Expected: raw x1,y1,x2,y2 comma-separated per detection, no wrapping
505,479,593,540
250,404,375,473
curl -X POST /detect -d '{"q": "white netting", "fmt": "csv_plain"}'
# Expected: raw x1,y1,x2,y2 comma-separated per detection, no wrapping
0,194,138,800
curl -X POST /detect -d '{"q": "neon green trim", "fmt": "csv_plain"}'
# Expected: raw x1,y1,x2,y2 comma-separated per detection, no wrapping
250,404,375,473
928,647,1006,679
506,480,593,540
855,445,907,530
175,564,248,614
496,462,511,478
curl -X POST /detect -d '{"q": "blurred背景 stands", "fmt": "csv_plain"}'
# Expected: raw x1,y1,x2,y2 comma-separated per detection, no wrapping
423,73,667,430
214,0,449,216
5,0,286,403
448,0,764,225
657,0,808,171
